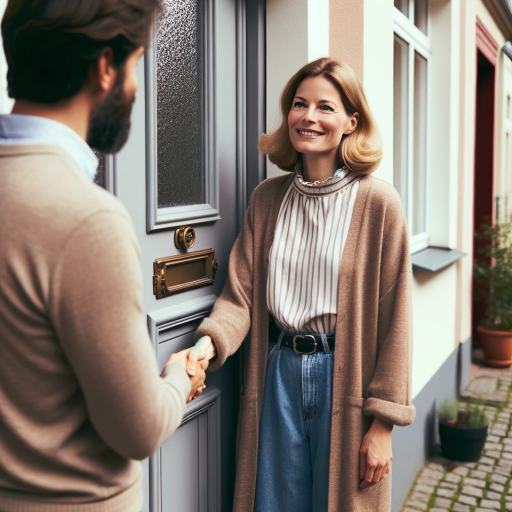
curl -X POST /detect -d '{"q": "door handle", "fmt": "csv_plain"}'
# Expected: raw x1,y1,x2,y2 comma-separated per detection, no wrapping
174,226,196,249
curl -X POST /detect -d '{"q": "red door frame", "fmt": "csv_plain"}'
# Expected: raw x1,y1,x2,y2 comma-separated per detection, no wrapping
472,18,498,342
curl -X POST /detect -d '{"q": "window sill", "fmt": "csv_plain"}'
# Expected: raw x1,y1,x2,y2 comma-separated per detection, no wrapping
411,246,466,273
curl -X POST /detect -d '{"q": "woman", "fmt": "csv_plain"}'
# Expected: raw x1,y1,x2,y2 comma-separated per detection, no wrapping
188,58,415,512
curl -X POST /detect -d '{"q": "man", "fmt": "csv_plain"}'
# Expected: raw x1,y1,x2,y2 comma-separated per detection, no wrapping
0,1,205,511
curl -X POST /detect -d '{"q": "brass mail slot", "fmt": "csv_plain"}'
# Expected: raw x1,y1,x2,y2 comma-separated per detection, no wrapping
153,249,217,299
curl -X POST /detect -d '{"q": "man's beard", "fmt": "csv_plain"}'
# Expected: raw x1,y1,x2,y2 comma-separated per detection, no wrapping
87,67,134,154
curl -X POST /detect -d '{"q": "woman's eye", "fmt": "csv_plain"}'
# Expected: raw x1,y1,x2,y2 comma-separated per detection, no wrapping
320,105,334,112
293,101,306,108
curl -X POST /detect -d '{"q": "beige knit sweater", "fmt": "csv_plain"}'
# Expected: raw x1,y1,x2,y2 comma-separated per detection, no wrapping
0,145,191,512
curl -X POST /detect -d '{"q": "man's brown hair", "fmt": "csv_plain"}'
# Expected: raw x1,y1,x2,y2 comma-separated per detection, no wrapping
1,0,162,103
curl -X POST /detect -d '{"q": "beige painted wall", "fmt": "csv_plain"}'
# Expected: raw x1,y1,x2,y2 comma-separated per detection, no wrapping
266,0,330,178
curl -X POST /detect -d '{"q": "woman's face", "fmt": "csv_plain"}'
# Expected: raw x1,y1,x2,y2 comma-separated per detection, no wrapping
288,75,358,157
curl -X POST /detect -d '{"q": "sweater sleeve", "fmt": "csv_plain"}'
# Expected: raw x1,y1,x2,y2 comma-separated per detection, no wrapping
362,190,416,427
194,191,256,371
50,209,191,461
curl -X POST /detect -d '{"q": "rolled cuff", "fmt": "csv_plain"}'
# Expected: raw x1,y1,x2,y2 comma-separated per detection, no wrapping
194,317,229,371
363,397,416,427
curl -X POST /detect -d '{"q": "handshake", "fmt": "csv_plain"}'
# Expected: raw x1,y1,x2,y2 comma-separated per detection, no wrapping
161,336,217,403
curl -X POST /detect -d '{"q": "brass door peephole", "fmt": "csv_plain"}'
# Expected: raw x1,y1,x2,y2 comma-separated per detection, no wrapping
174,226,196,249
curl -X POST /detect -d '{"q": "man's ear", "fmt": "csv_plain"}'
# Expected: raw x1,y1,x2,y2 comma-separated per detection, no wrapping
88,47,116,96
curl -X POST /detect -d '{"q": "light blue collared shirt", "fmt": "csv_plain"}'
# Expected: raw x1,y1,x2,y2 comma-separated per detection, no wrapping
0,114,98,181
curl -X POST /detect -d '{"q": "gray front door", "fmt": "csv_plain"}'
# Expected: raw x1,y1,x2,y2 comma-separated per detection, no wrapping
106,0,261,509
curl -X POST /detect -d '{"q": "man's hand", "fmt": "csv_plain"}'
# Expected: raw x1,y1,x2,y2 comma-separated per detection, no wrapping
186,336,216,376
161,348,206,403
359,417,393,490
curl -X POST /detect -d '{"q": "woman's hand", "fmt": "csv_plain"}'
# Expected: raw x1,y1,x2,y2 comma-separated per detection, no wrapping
359,417,393,490
160,348,207,403
185,336,216,377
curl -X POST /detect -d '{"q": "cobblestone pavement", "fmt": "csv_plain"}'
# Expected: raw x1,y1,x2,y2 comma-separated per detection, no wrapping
401,367,512,512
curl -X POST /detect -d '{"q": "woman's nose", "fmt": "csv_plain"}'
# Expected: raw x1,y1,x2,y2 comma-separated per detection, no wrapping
302,106,317,123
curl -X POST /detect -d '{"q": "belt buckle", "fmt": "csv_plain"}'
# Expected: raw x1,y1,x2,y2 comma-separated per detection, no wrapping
292,335,317,355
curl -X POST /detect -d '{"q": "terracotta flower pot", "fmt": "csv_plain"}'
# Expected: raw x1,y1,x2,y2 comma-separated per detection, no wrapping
477,324,512,368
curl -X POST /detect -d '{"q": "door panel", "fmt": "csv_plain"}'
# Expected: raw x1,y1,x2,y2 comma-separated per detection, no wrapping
115,0,241,509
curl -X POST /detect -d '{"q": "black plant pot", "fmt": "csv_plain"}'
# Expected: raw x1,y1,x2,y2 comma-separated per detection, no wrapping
438,421,488,462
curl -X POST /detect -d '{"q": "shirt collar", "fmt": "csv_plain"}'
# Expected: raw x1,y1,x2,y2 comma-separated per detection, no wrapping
0,114,98,181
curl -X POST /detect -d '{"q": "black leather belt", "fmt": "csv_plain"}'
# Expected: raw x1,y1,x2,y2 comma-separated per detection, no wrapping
269,317,335,354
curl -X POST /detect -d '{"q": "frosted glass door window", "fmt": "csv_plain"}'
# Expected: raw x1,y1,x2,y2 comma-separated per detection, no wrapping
393,35,409,213
157,0,204,208
413,52,427,236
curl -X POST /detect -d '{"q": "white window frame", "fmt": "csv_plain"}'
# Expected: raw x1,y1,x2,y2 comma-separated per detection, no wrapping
393,1,432,254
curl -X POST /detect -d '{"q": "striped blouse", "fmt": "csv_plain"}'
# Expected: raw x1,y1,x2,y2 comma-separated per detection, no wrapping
267,169,360,334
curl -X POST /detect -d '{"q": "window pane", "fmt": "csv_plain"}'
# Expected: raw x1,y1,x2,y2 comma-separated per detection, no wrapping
394,0,409,16
393,35,409,214
157,0,204,208
413,51,427,236
414,0,428,34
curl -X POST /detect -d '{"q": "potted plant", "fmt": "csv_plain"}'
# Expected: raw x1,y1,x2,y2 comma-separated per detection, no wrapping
474,217,512,367
437,399,488,462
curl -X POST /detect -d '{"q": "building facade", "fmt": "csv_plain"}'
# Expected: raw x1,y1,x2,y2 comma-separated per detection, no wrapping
1,0,512,510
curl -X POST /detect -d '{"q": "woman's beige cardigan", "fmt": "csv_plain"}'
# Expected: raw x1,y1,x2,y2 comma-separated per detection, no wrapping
195,173,415,512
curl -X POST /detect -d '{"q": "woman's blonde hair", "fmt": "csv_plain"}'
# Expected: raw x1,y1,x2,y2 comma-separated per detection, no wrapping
259,58,382,175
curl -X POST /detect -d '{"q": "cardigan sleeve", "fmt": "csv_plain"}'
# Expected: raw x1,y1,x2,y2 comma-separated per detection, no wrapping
362,190,416,427
194,191,256,371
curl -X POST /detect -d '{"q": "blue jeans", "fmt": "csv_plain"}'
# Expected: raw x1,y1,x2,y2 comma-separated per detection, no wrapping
254,337,334,512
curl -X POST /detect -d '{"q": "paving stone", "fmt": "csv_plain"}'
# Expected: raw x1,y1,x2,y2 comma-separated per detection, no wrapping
405,500,427,511
493,465,511,476
502,452,512,460
427,462,445,472
444,472,461,483
506,503,512,511
439,481,457,490
499,459,512,469
485,442,503,451
473,467,492,476
485,491,501,500
453,466,470,477
416,476,439,487
429,509,448,512
502,438,512,444
410,491,430,502
485,450,502,459
479,499,501,509
414,484,435,494
421,468,444,480
491,428,507,436
434,497,451,508
477,464,494,472
464,477,486,488
489,482,505,493
452,504,470,512
488,435,501,443
490,472,508,484
461,485,483,498
436,487,454,498
504,444,512,452
495,422,508,429
458,495,477,506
